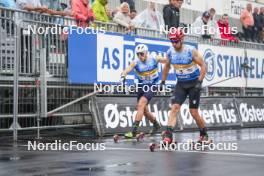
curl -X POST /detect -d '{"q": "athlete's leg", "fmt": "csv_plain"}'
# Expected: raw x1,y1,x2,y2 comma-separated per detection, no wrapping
189,109,205,129
144,106,155,122
162,104,181,143
167,83,187,130
163,83,187,143
125,94,150,138
188,82,208,141
190,108,209,142
167,104,181,127
135,96,148,121
130,96,148,137
144,106,161,134
124,89,149,138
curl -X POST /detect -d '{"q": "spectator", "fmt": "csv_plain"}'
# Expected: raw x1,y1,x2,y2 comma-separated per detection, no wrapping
260,7,264,26
190,11,218,39
92,0,109,22
163,0,182,30
132,2,164,30
120,0,135,11
209,8,216,21
217,14,238,42
113,2,133,30
40,0,70,16
209,8,217,28
0,0,16,8
260,7,264,23
253,7,262,42
61,1,73,17
240,3,254,41
105,4,113,19
109,8,119,19
129,9,137,20
16,0,48,13
72,0,94,27
260,7,264,42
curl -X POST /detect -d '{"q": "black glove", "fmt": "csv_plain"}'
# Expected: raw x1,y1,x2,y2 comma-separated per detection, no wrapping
159,80,166,92
194,80,203,91
120,75,126,84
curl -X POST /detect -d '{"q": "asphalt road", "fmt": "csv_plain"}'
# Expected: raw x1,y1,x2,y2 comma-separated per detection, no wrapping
0,128,264,176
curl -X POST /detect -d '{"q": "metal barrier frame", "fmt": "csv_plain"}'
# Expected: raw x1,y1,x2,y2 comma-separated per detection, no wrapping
1,7,264,140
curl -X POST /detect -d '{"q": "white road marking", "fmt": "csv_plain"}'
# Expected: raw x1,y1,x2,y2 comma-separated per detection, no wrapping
17,145,264,158
105,147,264,158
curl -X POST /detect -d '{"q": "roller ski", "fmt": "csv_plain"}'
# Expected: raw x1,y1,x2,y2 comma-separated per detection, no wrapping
188,134,213,150
113,132,145,143
149,131,177,152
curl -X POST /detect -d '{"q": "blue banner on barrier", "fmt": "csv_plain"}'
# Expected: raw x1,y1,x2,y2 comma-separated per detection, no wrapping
68,30,197,84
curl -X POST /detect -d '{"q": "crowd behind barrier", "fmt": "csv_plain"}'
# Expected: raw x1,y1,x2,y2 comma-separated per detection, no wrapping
0,4,264,137
1,6,264,77
1,0,264,41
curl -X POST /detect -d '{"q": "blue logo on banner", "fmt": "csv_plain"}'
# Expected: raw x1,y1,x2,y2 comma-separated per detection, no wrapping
204,49,215,81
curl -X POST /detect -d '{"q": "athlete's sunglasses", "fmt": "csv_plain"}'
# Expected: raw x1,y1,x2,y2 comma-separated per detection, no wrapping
170,40,181,44
137,52,145,57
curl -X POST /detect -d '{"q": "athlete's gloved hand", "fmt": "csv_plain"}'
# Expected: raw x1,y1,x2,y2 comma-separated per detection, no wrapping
194,80,203,91
159,80,166,92
120,75,126,84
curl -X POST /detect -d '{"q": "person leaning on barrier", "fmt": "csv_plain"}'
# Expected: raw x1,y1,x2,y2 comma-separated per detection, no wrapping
92,0,109,23
190,11,219,39
16,0,48,13
217,14,238,42
120,0,135,11
72,0,94,27
61,1,74,17
40,0,71,17
113,2,134,32
240,3,254,41
129,9,137,20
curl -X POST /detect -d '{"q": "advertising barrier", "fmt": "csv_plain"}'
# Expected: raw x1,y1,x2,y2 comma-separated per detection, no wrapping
180,98,241,129
68,30,197,85
95,96,181,134
95,95,264,135
199,44,264,88
235,97,264,127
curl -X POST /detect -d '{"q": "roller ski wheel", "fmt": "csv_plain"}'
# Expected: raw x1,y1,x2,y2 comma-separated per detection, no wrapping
149,143,157,152
149,141,178,152
113,134,120,143
135,132,145,142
